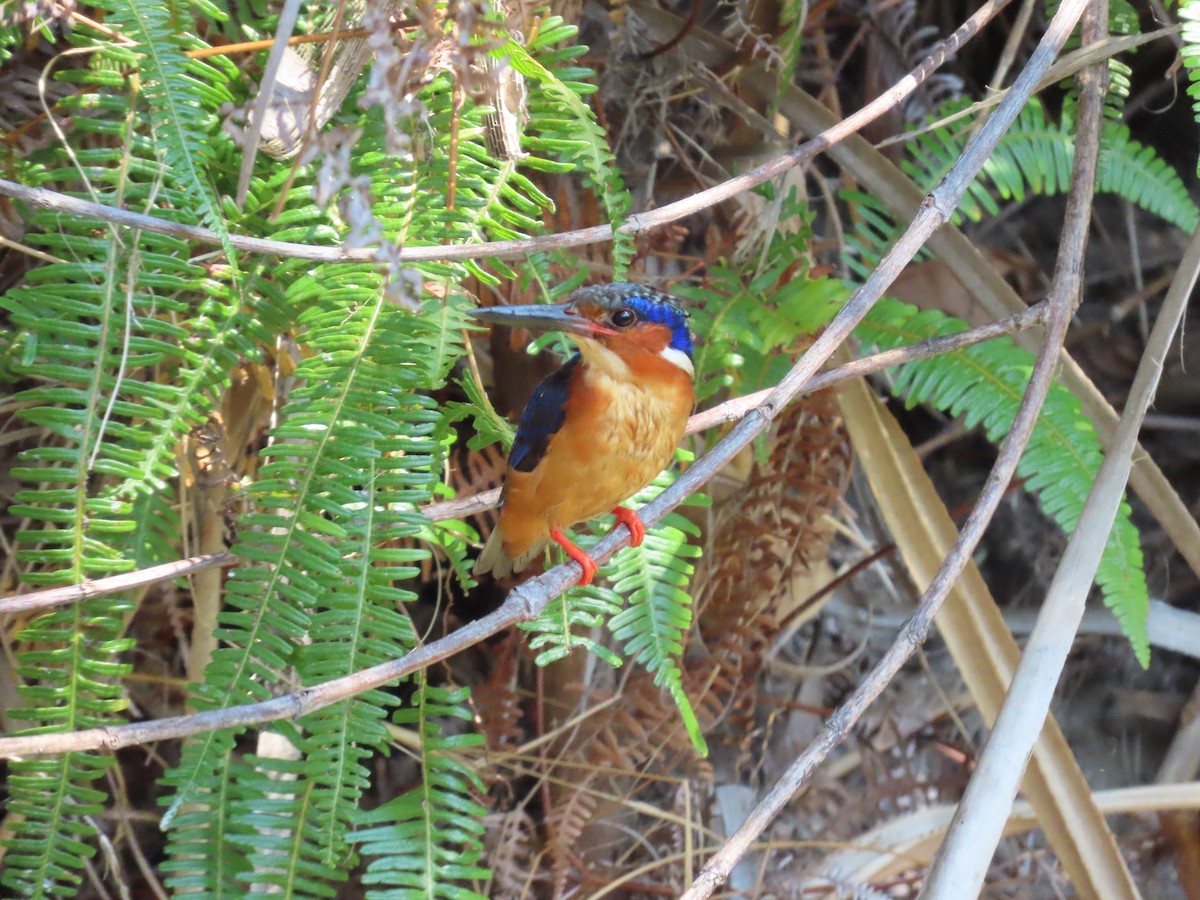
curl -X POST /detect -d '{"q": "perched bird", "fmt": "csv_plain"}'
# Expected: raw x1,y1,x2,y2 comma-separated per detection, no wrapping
471,283,695,586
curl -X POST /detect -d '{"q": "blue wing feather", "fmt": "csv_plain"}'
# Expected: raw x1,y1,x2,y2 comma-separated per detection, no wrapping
509,354,581,473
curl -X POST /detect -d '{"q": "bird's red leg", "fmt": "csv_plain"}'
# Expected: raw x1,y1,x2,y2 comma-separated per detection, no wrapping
610,505,646,547
550,528,598,586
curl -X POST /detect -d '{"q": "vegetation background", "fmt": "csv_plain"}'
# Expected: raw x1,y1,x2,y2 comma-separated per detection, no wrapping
0,0,1198,896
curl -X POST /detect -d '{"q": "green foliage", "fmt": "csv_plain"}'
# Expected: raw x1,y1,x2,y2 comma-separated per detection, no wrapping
856,299,1150,666
503,24,635,274
444,371,517,451
2,599,133,898
159,282,447,896
840,93,1177,662
522,579,626,666
1048,0,1141,42
101,0,236,238
0,21,255,894
679,186,839,407
870,98,1198,252
1049,0,1138,121
350,682,490,899
606,471,707,754
1,6,635,896
1180,0,1200,170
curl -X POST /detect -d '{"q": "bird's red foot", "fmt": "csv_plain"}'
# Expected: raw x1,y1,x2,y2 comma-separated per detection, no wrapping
611,506,646,547
550,527,599,586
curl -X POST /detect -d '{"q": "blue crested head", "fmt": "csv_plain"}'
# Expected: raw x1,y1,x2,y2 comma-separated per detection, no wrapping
622,291,694,357
469,282,695,375
568,283,694,358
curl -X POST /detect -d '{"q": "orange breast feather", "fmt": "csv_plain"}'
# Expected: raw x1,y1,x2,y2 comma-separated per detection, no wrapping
496,361,692,561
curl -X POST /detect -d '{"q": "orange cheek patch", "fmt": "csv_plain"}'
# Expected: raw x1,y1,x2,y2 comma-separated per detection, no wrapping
624,323,672,354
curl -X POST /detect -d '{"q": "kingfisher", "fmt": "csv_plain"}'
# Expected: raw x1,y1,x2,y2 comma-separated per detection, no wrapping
471,283,695,586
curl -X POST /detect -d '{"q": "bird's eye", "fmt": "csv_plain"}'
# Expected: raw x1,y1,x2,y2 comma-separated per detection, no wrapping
611,308,637,327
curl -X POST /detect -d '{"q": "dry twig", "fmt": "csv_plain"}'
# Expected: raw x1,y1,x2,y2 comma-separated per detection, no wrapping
0,0,1011,264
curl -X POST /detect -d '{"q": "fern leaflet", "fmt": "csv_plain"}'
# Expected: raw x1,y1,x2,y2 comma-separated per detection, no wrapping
855,298,1150,664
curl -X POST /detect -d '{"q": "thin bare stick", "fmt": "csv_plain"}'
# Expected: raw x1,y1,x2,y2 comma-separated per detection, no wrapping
0,304,1046,619
682,302,1047,436
0,552,238,616
184,24,418,61
924,15,1195,898
681,0,1093,894
234,0,303,206
0,0,1011,265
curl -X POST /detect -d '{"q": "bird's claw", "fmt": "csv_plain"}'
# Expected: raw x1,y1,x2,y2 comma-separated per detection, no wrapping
550,527,599,586
611,506,646,547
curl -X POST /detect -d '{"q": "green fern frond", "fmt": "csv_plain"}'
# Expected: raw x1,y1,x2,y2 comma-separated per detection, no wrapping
161,277,445,893
444,371,517,452
225,760,341,897
1094,118,1197,229
1050,0,1137,119
101,0,236,239
362,82,542,285
855,298,1150,665
158,742,249,895
352,26,599,286
1178,0,1200,167
504,23,635,274
154,13,591,886
351,682,490,899
1048,0,1140,42
0,22,23,65
0,38,255,887
1,599,133,899
847,97,1197,277
680,187,837,410
522,579,626,667
605,473,707,754
773,0,806,113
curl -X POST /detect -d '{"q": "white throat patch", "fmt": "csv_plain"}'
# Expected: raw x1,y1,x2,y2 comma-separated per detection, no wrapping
660,346,694,377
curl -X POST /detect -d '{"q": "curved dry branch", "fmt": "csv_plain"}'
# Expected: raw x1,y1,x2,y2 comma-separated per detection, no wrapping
0,0,1010,266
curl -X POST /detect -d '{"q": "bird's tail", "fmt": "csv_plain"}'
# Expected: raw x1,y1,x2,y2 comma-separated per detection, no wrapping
474,526,545,580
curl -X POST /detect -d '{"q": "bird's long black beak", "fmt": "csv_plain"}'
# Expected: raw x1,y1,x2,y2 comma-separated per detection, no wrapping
469,303,613,338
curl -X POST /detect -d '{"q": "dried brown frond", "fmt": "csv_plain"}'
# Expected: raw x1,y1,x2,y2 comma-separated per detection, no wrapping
533,391,851,893
547,769,601,895
448,439,508,545
471,629,524,751
482,807,539,898
690,389,853,730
